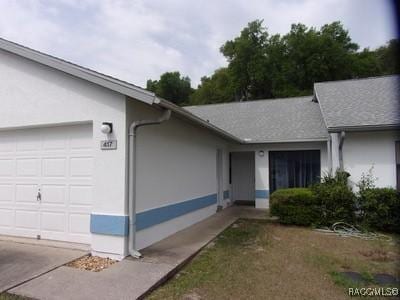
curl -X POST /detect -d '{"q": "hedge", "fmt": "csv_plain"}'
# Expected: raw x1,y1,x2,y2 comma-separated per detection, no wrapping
358,188,400,233
269,185,400,233
270,188,320,226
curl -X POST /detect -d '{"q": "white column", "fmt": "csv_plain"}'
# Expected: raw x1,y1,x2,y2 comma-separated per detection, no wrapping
330,132,340,172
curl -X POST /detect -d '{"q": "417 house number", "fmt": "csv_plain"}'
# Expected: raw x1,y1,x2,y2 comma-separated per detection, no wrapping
101,140,117,150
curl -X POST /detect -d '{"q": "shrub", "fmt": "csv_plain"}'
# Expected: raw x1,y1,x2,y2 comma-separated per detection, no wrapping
270,188,319,226
311,171,356,226
358,188,400,233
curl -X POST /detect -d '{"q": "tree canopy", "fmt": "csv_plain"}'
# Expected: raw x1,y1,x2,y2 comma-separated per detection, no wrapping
146,20,399,106
146,71,193,106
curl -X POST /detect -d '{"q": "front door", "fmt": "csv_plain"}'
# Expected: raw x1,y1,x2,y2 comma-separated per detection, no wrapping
231,152,255,203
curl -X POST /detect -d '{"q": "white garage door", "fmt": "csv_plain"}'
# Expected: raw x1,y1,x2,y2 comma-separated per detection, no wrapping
0,124,93,244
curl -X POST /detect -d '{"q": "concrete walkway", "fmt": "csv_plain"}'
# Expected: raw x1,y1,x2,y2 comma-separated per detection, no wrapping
11,206,267,300
0,240,86,293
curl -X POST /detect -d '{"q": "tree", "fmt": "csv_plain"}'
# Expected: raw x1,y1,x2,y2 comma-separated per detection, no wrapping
375,39,400,75
220,20,270,101
189,68,236,105
148,21,399,106
277,21,359,95
146,71,193,106
195,20,370,103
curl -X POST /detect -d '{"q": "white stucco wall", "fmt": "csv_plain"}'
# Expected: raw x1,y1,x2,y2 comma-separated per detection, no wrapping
126,100,231,249
230,141,328,208
342,130,399,189
0,49,128,257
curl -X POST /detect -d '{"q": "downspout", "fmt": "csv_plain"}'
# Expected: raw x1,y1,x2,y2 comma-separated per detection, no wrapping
128,109,171,258
338,131,346,170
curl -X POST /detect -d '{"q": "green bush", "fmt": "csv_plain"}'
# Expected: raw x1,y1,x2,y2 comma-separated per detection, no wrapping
269,170,399,233
358,188,400,233
311,171,356,226
270,188,319,226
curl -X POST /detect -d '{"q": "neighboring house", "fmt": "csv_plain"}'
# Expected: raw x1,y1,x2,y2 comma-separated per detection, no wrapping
0,38,398,259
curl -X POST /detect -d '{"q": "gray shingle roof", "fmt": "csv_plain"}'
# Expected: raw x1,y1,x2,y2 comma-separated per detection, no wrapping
314,75,400,130
185,96,329,143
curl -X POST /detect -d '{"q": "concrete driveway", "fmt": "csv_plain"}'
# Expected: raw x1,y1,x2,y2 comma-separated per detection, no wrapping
0,239,87,293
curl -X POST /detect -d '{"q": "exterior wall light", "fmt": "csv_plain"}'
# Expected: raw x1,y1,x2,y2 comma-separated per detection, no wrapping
101,122,113,134
258,150,265,157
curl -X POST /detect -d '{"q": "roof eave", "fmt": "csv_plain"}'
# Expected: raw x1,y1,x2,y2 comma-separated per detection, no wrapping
155,98,244,143
242,137,329,144
328,124,400,132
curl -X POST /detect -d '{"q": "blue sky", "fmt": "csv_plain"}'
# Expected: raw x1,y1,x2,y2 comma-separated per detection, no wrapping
0,0,397,87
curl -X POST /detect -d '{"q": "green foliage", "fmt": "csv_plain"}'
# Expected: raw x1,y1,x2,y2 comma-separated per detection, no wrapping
147,21,399,106
146,71,193,106
356,167,377,192
311,171,356,226
270,188,319,226
358,188,400,233
189,68,235,105
375,39,400,75
220,20,271,101
270,169,400,233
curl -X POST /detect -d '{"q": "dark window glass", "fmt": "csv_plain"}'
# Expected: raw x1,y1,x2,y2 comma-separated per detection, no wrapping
269,150,321,193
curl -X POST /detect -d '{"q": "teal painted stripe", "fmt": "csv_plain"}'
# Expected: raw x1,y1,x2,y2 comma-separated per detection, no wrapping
223,190,230,199
255,189,269,198
90,214,128,236
136,193,217,231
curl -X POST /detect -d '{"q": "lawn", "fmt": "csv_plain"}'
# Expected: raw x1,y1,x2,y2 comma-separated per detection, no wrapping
0,294,31,300
147,219,399,300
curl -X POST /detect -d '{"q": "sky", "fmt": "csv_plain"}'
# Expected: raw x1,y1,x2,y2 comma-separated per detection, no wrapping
0,0,397,88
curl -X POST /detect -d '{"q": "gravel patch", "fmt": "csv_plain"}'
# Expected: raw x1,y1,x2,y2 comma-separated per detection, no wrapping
66,255,117,272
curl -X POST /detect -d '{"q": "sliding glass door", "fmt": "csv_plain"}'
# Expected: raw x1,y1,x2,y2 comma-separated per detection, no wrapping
269,150,321,193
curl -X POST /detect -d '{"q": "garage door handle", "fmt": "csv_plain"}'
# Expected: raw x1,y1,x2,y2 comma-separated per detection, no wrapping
37,189,41,202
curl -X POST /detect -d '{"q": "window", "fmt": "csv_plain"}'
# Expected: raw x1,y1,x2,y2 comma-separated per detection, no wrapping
396,141,400,191
269,150,321,193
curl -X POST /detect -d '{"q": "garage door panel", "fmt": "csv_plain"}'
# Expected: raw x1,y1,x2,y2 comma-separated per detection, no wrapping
16,131,41,152
41,211,66,232
0,209,14,228
0,184,14,202
41,184,66,205
69,185,92,206
0,159,14,177
0,133,16,153
15,210,39,230
70,157,93,177
42,158,66,177
41,128,67,151
16,184,39,203
69,214,90,235
0,124,93,244
16,158,40,177
69,126,93,150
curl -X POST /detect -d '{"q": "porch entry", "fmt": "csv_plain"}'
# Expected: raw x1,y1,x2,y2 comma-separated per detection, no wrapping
269,150,321,193
230,151,255,205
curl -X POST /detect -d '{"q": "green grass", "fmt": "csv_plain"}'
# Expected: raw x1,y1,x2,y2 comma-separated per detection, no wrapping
148,219,268,299
147,219,399,300
0,293,32,300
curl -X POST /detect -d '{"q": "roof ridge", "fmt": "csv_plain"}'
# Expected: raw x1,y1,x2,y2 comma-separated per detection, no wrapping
184,95,313,109
314,74,399,85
